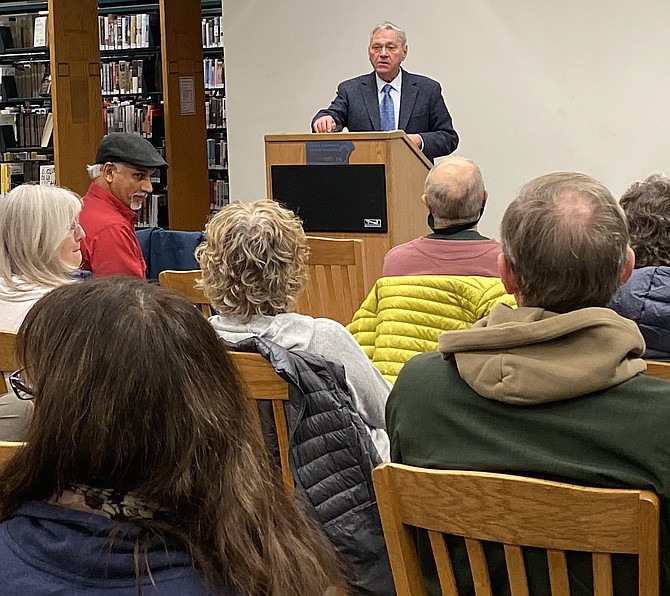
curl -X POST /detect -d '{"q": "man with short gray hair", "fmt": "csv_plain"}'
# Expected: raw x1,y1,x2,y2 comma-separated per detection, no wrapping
311,21,458,161
387,172,670,592
383,156,500,276
80,132,167,278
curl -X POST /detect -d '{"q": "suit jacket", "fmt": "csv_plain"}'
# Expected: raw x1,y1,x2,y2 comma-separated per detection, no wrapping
312,69,458,161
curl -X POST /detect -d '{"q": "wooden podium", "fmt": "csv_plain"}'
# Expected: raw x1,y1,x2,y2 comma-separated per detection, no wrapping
265,132,431,291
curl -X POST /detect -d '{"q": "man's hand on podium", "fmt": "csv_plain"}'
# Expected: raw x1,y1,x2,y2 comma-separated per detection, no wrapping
313,115,337,133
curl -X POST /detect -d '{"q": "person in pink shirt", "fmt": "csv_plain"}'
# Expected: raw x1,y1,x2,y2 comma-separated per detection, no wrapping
80,133,167,278
383,156,501,277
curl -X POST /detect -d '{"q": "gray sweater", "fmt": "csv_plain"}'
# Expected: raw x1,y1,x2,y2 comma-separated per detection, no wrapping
209,312,391,461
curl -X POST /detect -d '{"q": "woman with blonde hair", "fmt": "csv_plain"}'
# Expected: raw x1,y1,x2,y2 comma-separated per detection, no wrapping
196,200,391,460
0,183,85,331
0,277,343,595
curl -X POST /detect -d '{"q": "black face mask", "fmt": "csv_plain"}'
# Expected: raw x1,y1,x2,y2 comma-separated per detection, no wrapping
428,206,485,235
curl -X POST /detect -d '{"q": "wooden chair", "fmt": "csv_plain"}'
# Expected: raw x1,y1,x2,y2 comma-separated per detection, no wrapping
229,351,293,497
0,330,17,394
0,332,27,464
644,360,670,381
158,270,212,316
0,440,23,467
372,463,660,596
295,236,367,326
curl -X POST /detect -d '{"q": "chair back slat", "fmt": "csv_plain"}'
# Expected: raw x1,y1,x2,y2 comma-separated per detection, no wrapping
465,538,493,596
644,360,670,381
158,270,212,316
295,236,366,326
504,544,529,596
372,463,661,596
592,553,613,596
229,352,293,497
428,531,458,596
547,550,570,595
0,330,18,394
0,440,24,467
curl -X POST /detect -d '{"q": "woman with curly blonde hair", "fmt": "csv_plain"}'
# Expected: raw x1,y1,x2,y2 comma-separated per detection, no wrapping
196,200,390,460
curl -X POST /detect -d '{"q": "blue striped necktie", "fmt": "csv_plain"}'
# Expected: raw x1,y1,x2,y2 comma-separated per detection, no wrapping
380,84,395,131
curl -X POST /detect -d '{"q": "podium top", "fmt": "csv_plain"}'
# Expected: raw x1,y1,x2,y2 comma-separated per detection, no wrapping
264,131,432,168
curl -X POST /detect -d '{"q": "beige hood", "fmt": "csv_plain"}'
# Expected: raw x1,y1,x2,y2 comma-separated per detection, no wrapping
438,303,646,405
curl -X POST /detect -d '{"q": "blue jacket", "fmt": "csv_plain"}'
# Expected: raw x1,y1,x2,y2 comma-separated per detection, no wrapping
0,500,225,595
609,266,670,359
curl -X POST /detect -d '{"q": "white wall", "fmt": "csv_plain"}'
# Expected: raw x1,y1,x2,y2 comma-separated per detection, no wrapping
222,0,670,237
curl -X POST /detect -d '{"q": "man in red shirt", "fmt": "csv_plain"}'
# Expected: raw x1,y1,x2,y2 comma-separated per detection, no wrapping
80,133,167,278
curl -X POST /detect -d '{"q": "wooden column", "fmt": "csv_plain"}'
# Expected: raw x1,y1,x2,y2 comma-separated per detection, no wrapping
48,0,102,196
159,0,210,231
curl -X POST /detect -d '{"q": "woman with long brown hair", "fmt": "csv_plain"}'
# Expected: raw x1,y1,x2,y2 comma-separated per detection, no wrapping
0,276,343,595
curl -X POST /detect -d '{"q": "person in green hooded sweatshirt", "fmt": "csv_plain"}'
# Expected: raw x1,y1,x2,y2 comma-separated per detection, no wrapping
387,171,670,595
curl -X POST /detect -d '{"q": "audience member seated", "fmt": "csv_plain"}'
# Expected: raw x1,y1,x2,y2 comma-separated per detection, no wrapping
0,184,85,440
196,200,395,595
383,156,501,277
196,200,391,461
348,274,515,383
609,173,670,359
0,277,343,596
386,172,670,593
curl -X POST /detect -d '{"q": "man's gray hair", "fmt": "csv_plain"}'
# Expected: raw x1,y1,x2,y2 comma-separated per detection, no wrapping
86,164,103,180
424,157,486,225
501,172,629,313
370,21,407,47
619,172,670,268
86,162,122,180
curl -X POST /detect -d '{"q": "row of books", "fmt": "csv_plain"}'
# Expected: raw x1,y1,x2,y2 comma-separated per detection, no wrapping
207,138,227,168
0,150,50,162
103,100,165,140
205,96,225,129
0,107,52,149
0,63,50,100
203,58,224,89
0,161,54,195
209,179,230,212
101,60,147,96
0,14,48,50
99,14,159,51
135,192,167,229
202,17,224,49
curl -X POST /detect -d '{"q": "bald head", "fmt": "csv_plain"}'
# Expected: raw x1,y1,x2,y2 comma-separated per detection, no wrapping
500,172,631,313
423,156,487,228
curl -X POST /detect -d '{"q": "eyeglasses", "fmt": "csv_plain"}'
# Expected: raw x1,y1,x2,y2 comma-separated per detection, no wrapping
9,369,34,401
370,44,401,54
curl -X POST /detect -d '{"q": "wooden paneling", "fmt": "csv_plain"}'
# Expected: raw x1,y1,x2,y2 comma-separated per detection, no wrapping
48,0,103,196
159,0,210,231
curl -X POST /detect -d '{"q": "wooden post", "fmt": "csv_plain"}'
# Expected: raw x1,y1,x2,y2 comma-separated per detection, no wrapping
48,0,102,196
159,0,210,231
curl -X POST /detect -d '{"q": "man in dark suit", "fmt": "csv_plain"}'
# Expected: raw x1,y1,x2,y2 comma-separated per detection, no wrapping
311,21,458,162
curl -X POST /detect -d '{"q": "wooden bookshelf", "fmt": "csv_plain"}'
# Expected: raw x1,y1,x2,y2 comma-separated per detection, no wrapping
1,0,215,231
48,0,103,195
158,0,209,231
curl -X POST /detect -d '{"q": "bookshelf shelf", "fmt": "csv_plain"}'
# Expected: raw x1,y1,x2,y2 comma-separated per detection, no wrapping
0,47,49,62
100,47,160,59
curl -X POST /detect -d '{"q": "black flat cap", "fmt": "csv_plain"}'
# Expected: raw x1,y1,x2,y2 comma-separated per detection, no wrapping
95,133,168,168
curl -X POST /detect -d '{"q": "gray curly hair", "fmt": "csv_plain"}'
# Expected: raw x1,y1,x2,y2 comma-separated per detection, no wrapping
195,200,309,321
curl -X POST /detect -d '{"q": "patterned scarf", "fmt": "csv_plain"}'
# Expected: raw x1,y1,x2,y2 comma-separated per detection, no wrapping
50,484,169,521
